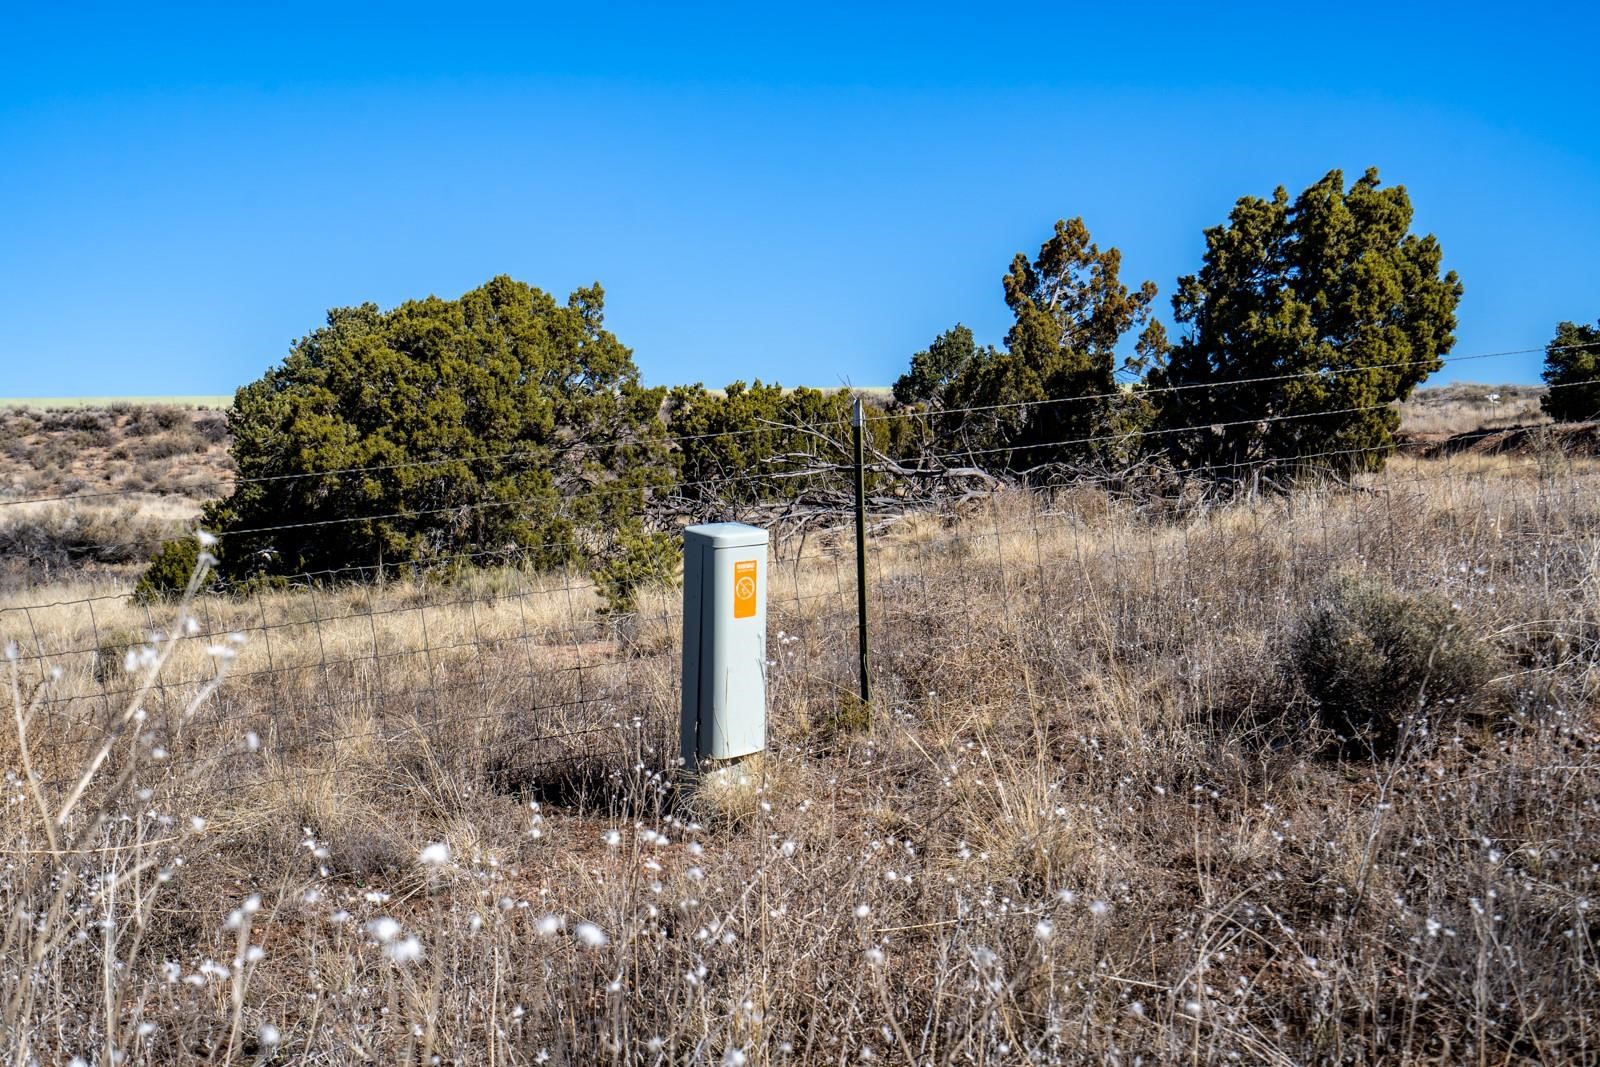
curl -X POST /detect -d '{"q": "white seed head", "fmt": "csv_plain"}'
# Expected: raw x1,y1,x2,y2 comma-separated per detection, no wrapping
385,935,424,964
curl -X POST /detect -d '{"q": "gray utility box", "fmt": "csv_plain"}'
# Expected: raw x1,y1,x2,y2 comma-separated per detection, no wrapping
680,522,768,772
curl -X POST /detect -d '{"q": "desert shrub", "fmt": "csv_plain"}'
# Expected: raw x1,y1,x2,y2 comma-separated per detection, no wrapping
133,536,212,602
0,506,160,574
1285,576,1493,753
593,521,679,613
32,440,77,470
193,411,229,444
124,406,191,437
41,409,111,433
128,431,201,461
664,381,893,509
67,427,114,450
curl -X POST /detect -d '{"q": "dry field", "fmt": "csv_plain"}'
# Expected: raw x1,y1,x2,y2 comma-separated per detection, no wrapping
1395,384,1549,437
0,404,233,589
2,443,1598,1064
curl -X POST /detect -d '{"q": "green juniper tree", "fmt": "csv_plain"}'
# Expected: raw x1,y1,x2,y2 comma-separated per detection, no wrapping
1151,168,1461,483
1540,320,1600,422
904,218,1163,470
892,324,990,410
142,276,675,607
665,382,895,513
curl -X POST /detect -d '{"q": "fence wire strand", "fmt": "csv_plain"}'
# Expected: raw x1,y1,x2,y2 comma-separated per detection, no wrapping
5,369,1600,822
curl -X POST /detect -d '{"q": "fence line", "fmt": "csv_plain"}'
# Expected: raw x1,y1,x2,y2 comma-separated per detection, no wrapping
7,443,1598,809
6,380,1599,567
3,341,1590,510
6,366,1600,836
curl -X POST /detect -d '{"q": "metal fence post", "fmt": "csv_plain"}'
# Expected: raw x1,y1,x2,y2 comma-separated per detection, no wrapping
852,397,871,712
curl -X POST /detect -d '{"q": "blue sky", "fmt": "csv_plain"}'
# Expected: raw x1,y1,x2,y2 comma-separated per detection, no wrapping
2,2,1596,396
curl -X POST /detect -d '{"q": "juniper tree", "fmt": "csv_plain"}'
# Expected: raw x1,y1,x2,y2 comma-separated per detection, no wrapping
665,381,894,513
143,276,675,604
905,219,1163,470
1151,168,1461,482
1540,320,1600,422
892,324,989,409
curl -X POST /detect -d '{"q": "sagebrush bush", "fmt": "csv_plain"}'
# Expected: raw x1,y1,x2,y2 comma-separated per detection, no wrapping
1286,576,1494,752
0,506,162,581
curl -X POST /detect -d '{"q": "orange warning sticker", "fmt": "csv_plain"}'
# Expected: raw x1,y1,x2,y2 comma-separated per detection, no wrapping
733,560,758,619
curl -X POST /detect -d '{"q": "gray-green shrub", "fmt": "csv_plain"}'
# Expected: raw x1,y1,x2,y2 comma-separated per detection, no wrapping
1286,576,1493,754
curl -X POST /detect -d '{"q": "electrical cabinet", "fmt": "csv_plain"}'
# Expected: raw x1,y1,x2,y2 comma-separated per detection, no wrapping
680,522,768,771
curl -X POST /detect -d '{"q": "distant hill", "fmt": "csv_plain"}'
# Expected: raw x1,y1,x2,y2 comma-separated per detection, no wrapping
1,395,232,409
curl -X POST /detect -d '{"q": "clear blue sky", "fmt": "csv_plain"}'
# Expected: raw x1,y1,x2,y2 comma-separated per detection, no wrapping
2,2,1596,396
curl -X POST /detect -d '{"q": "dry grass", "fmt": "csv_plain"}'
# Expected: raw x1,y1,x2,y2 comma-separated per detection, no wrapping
3,443,1599,1063
0,404,232,584
1397,383,1549,436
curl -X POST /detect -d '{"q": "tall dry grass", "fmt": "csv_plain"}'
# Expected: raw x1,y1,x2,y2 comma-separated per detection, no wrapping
2,453,1598,1064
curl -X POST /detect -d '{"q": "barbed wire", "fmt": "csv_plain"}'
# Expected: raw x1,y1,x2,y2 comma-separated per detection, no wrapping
872,343,1587,423
2,424,1595,622
4,546,861,673
13,567,881,767
3,341,1589,510
7,370,1596,567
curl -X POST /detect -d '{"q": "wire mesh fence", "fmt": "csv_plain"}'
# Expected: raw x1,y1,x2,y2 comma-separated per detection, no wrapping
6,374,1600,1063
5,405,1598,816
